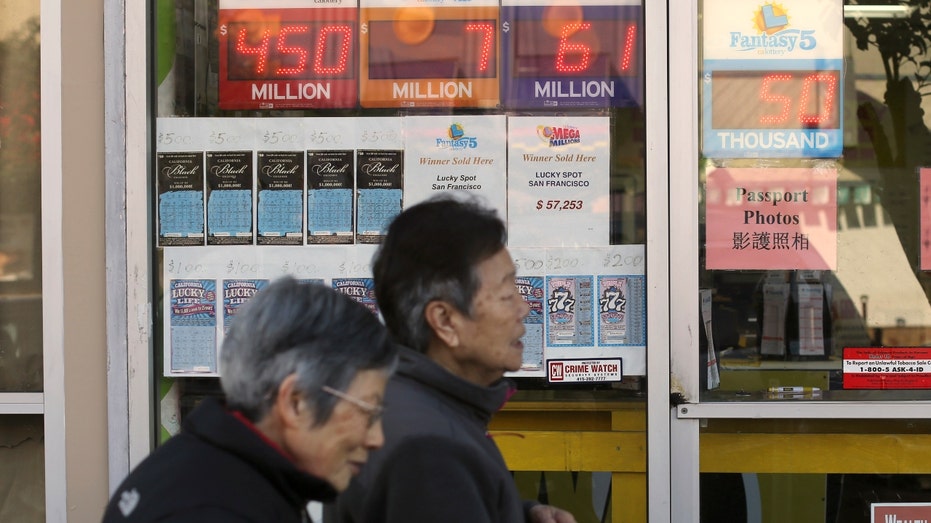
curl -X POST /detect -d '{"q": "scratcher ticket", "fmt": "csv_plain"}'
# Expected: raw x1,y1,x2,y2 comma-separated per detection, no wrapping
332,278,380,316
598,277,628,343
206,150,254,245
222,279,268,334
356,149,403,244
257,151,304,245
157,152,205,246
517,276,544,370
546,276,594,346
598,275,646,345
307,150,354,244
169,279,217,373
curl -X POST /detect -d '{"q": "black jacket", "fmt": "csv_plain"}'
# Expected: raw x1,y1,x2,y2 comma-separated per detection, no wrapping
102,397,336,523
337,347,536,523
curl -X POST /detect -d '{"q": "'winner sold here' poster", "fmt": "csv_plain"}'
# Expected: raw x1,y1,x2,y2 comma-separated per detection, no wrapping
705,166,837,270
403,115,507,219
507,116,610,247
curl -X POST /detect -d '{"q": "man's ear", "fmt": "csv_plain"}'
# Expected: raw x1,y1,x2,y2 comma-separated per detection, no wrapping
424,300,460,348
272,373,304,429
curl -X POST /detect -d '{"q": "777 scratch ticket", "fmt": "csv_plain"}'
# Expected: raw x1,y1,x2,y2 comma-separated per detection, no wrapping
546,276,594,346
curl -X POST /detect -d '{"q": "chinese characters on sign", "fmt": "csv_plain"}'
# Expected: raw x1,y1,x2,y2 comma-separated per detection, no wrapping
705,166,837,270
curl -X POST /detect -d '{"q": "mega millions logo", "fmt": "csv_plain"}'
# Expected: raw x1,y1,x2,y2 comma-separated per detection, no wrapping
730,3,817,55
435,122,478,149
537,125,581,147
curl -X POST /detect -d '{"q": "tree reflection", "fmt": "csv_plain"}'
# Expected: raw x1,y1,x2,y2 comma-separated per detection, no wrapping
0,17,40,289
845,2,931,284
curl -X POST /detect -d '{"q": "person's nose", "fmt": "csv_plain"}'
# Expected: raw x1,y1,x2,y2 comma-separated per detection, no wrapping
365,419,385,449
518,294,531,320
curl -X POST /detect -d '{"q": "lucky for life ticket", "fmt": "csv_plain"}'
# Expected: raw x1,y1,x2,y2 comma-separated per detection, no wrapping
517,276,545,370
169,279,217,373
332,278,380,317
222,279,268,334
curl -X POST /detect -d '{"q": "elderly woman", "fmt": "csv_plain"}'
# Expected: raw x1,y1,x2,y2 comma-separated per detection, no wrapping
103,277,398,522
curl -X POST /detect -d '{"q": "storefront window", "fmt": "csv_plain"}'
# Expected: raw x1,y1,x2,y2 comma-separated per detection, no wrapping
0,416,44,522
153,0,647,415
0,2,44,521
699,0,931,402
0,3,42,394
152,0,648,519
696,0,931,520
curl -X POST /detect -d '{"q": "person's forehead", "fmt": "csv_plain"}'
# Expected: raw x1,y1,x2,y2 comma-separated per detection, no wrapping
475,249,515,286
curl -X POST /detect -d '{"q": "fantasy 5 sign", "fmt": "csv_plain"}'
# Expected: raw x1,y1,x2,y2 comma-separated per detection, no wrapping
702,0,844,159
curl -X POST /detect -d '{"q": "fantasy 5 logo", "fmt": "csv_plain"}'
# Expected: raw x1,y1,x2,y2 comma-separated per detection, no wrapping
729,3,817,54
435,122,478,149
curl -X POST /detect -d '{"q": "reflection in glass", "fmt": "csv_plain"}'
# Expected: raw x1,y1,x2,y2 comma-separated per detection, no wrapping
701,472,931,523
0,9,42,393
699,3,931,401
0,416,44,521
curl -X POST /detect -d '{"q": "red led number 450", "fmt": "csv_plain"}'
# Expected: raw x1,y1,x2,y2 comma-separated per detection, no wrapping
218,8,358,110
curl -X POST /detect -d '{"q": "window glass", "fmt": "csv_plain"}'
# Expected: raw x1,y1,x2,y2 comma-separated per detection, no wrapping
0,2,42,393
0,416,44,522
699,0,931,401
152,0,648,427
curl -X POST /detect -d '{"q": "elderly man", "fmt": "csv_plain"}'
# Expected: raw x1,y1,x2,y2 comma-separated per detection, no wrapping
338,195,576,523
103,277,397,522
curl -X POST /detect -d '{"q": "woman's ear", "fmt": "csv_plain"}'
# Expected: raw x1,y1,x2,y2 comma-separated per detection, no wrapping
423,300,460,348
272,373,305,428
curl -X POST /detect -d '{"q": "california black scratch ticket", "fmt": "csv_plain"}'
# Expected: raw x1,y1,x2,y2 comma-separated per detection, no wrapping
356,149,403,244
158,152,205,246
206,150,254,245
307,150,354,244
257,151,304,245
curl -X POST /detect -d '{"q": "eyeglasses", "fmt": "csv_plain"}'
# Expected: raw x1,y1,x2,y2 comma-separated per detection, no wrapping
321,385,385,428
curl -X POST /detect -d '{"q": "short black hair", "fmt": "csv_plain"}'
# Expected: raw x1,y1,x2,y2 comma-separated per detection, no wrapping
372,194,507,351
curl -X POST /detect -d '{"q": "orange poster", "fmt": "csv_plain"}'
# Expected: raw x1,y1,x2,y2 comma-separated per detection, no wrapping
705,166,837,270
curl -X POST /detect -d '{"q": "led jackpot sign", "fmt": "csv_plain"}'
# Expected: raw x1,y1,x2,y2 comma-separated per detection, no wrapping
702,60,843,158
701,0,844,158
501,2,643,109
710,70,840,129
359,4,501,109
218,6,358,110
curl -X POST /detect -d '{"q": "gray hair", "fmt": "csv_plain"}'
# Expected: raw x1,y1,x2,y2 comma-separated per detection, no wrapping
220,276,397,425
